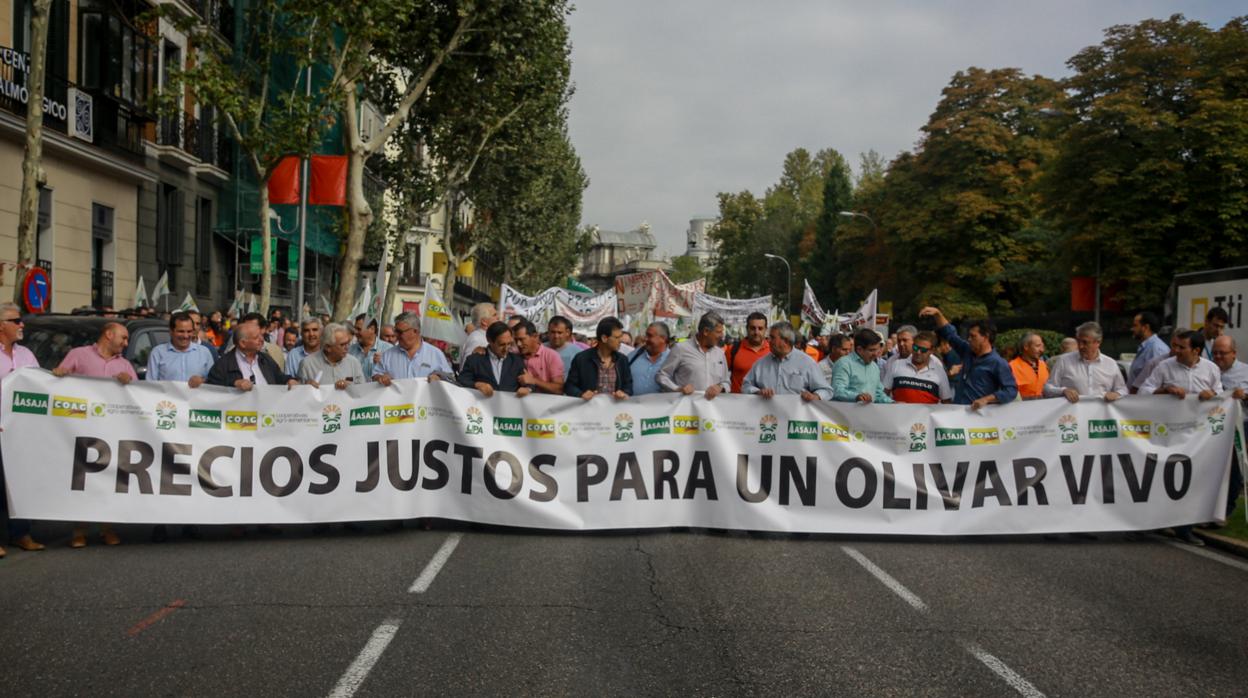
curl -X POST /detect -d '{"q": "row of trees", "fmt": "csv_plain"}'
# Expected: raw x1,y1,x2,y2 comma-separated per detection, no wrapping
712,14,1248,320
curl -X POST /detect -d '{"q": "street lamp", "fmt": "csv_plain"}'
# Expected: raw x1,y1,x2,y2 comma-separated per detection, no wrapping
838,210,878,231
763,253,791,320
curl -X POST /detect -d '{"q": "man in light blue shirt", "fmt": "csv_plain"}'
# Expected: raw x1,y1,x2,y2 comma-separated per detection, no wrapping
374,311,453,384
284,318,322,377
349,317,393,380
629,322,671,395
545,315,586,373
742,321,833,401
147,311,215,387
1128,311,1168,393
832,328,893,403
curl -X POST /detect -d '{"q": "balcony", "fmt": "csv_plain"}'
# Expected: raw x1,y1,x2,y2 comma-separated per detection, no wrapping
156,111,201,168
192,113,233,182
92,268,114,308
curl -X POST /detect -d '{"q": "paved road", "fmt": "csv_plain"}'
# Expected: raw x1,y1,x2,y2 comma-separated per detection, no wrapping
1,522,1246,696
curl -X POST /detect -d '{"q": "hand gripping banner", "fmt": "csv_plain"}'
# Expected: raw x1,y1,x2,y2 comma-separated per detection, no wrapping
1,369,1237,533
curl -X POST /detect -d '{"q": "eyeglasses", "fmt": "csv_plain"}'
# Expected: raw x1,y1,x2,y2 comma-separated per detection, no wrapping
0,318,22,325
912,346,932,353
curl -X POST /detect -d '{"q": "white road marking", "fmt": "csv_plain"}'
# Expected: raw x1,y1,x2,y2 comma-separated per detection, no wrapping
1163,539,1248,573
841,546,1046,697
841,546,928,612
409,533,463,593
328,619,401,698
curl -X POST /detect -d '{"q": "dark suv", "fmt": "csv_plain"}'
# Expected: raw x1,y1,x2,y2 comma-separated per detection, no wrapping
21,315,170,379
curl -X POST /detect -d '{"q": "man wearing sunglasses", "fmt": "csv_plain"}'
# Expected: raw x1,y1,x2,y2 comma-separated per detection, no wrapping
884,330,952,404
0,304,44,556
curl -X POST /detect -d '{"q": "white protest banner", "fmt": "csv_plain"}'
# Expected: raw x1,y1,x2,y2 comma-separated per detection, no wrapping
419,278,466,346
614,271,704,318
500,284,558,325
801,280,826,326
554,288,618,334
3,369,1237,533
691,293,772,328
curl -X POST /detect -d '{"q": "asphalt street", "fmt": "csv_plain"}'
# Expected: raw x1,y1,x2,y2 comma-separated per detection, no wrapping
1,522,1246,697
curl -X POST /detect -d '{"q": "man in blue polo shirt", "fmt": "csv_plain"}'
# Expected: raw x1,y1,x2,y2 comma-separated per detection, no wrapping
919,306,1017,410
373,311,453,385
147,311,215,387
629,322,671,395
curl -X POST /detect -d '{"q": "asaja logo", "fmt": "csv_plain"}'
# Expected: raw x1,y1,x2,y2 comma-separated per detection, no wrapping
820,422,851,442
969,428,1000,445
384,404,415,424
1208,406,1227,435
154,400,177,431
465,407,484,435
1088,419,1118,439
1058,414,1079,443
935,428,966,447
527,419,557,438
11,391,48,415
322,404,342,434
673,415,700,435
225,411,257,431
349,406,380,427
1119,420,1152,439
189,409,222,429
787,420,818,440
641,416,670,436
909,423,927,452
494,417,523,437
758,414,778,443
615,413,634,442
51,395,87,419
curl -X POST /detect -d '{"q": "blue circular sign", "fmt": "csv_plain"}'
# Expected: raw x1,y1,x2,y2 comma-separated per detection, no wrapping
22,267,50,314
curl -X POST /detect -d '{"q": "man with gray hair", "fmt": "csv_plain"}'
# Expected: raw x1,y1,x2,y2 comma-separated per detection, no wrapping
742,321,833,401
629,321,672,395
461,302,499,359
1043,321,1125,402
300,323,365,389
657,312,730,399
284,317,323,377
375,312,453,384
1211,334,1247,520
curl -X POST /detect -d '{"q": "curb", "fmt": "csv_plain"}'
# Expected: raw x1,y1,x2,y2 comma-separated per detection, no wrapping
1194,528,1248,558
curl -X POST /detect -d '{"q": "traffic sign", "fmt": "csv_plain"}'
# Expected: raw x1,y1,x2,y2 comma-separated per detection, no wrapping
22,267,50,314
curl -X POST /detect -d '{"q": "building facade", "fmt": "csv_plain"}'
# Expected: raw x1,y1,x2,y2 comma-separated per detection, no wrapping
578,223,665,292
684,215,718,272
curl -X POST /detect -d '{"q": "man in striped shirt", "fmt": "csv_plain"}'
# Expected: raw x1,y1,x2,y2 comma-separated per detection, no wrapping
885,331,952,404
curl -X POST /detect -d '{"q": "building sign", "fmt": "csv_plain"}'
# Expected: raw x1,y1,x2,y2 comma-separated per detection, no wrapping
0,47,70,124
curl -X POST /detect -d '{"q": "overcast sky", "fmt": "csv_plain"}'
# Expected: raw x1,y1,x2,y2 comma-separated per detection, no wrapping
566,1,1241,258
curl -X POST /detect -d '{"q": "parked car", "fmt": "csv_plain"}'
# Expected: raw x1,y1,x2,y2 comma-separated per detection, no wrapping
21,315,170,379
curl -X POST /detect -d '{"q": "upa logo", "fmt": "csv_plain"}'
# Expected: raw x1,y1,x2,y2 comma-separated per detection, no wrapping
672,415,700,435
51,395,87,419
969,428,1000,445
465,407,484,435
527,419,557,439
494,417,523,437
225,411,258,431
1088,419,1118,439
350,406,381,427
154,400,177,431
189,409,222,429
322,405,342,434
641,416,670,436
384,404,415,424
935,428,965,447
787,420,818,440
1058,414,1079,443
615,413,635,442
1207,406,1227,435
820,422,851,442
11,391,48,415
909,423,927,452
758,414,778,443
1119,420,1152,439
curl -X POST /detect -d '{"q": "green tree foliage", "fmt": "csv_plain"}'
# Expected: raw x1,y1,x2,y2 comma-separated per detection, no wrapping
808,150,853,306
668,255,705,285
708,190,766,297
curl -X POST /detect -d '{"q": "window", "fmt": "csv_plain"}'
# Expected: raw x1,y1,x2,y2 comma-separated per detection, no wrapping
78,0,152,109
14,0,69,81
156,183,184,267
195,197,213,294
91,202,114,243
91,203,115,307
36,186,53,266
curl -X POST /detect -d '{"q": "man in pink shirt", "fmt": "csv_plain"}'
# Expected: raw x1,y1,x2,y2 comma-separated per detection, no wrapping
0,302,43,556
514,320,564,395
53,321,136,548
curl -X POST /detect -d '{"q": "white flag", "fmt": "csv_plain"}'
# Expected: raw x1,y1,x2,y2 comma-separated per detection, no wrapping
318,294,334,316
849,289,878,332
134,276,149,308
228,290,244,317
152,271,171,300
420,278,466,347
800,280,826,327
178,292,199,312
246,293,257,314
349,277,372,322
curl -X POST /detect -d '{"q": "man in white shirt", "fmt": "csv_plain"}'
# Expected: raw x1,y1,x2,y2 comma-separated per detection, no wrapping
460,302,498,359
1043,321,1126,402
884,330,952,404
1211,335,1247,521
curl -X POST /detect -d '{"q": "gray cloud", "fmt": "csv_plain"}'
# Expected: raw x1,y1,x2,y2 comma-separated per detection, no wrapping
567,1,1240,257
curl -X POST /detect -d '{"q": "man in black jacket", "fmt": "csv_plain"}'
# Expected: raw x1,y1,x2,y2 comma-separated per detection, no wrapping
207,322,300,390
458,322,530,397
564,317,633,400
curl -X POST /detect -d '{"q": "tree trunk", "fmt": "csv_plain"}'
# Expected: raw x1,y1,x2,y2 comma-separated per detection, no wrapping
381,226,406,323
333,82,372,321
258,179,273,317
13,0,52,304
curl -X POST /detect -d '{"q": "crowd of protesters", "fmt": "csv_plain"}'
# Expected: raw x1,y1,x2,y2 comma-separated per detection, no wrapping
0,300,1242,553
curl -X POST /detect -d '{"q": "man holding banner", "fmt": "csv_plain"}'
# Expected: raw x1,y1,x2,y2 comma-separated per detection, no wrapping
920,306,1017,410
207,323,300,391
657,313,730,399
514,321,565,395
742,321,832,401
375,313,453,385
564,318,632,400
832,328,893,404
458,322,530,398
146,312,214,388
1043,322,1125,403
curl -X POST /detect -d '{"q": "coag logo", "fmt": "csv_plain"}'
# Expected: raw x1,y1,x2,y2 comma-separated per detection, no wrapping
615,413,634,442
427,301,452,321
11,391,48,415
820,422,851,442
969,428,999,445
1088,419,1118,439
909,423,927,452
527,419,557,438
1119,420,1151,439
322,405,342,434
384,404,415,424
189,409,222,429
641,417,670,436
225,411,258,431
787,420,818,440
350,406,381,427
466,407,484,435
1208,407,1227,435
673,415,700,435
758,414,778,443
935,428,965,447
154,400,177,431
1058,414,1078,443
51,396,87,419
494,417,523,437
